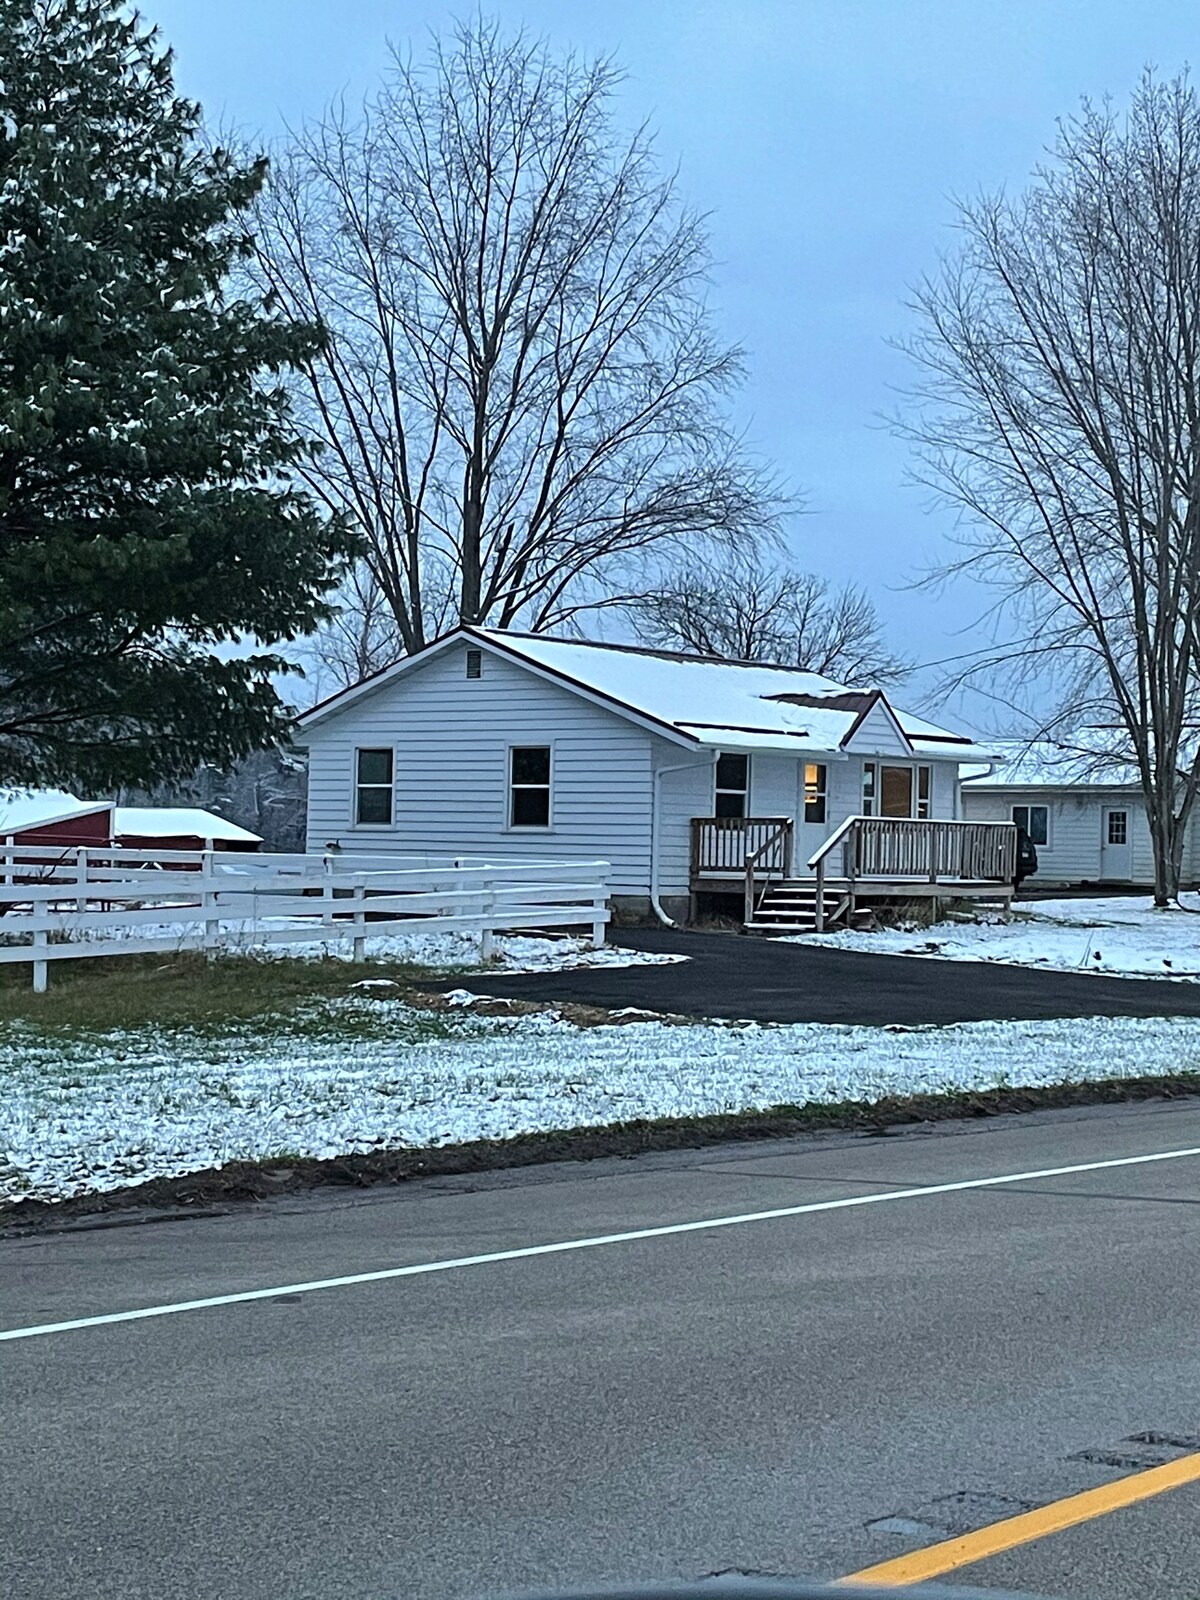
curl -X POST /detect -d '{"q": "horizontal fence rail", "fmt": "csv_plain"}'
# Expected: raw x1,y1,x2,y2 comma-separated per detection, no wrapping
0,847,611,991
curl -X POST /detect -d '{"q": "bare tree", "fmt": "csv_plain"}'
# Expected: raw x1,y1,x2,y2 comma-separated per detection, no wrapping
902,73,1200,903
251,19,778,657
305,561,410,694
628,554,910,685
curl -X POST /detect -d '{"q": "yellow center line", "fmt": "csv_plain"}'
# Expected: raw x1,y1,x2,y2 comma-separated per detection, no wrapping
839,1450,1200,1588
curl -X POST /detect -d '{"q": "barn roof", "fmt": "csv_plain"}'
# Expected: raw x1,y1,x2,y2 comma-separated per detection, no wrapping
114,807,262,844
0,790,112,835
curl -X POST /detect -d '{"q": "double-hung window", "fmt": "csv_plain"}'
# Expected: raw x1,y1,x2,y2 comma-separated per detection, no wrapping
510,746,552,828
355,748,394,826
714,753,750,818
1013,803,1050,847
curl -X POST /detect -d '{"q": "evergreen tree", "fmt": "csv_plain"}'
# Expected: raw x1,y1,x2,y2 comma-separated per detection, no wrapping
0,0,347,788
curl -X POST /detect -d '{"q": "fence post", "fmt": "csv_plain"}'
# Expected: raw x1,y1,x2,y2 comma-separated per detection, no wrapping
202,849,219,957
352,879,366,963
75,848,88,914
479,875,494,962
32,925,47,994
322,852,335,926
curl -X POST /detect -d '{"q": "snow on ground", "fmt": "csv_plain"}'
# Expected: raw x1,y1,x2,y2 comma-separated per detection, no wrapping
52,921,685,974
784,897,1200,980
3,996,1199,1206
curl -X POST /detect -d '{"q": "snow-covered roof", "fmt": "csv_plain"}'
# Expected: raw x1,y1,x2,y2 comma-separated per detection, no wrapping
300,626,997,760
114,807,262,844
0,790,112,836
961,740,1144,789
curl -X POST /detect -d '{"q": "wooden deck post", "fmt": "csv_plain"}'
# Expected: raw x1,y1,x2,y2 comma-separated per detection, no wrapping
815,854,826,932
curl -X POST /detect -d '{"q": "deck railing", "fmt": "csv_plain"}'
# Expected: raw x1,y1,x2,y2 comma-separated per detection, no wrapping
690,816,794,878
843,817,1017,882
807,816,1017,930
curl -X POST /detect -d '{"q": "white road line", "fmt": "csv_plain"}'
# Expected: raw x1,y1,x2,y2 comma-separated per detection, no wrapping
4,1142,1200,1345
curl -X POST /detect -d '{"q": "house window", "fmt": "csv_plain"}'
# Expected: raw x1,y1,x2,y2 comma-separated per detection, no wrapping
355,748,394,826
804,762,827,824
917,765,932,820
714,752,750,818
1106,809,1127,846
861,762,876,817
466,648,483,679
1013,803,1050,847
510,746,552,828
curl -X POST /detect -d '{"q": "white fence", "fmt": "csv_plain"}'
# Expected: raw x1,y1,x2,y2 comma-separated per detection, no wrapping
0,845,611,991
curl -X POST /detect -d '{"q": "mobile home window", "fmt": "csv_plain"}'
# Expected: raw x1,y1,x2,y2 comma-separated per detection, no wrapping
1012,803,1049,847
714,752,750,818
355,748,394,825
804,762,827,824
510,746,552,827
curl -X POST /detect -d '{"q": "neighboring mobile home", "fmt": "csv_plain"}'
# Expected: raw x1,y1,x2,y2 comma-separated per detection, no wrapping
297,627,1010,929
961,743,1197,888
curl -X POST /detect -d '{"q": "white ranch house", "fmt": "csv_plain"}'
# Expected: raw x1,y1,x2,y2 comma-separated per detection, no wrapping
962,742,1200,888
298,629,1016,931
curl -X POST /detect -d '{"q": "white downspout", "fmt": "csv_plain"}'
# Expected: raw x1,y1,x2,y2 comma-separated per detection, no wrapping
650,750,719,927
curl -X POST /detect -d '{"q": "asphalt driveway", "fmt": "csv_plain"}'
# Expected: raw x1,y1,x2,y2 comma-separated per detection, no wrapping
454,927,1200,1025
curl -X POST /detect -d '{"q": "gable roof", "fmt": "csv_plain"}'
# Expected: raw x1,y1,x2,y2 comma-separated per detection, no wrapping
299,626,998,760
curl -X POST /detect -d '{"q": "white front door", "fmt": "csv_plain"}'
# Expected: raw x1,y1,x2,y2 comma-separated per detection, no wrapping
796,760,834,873
1100,807,1133,881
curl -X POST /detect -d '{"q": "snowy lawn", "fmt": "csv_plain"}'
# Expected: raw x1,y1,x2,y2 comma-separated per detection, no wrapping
784,897,1200,980
49,923,685,975
3,989,1200,1206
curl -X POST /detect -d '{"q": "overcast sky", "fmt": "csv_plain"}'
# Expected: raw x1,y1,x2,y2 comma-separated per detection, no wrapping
153,0,1197,723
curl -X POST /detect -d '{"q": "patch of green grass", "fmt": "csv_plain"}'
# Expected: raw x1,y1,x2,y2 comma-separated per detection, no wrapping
0,950,453,1035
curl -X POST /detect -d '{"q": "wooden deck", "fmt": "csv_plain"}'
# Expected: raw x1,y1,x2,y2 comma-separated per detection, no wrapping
690,814,1018,928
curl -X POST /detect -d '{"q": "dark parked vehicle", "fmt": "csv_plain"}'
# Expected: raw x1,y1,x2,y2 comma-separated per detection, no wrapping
1015,824,1039,888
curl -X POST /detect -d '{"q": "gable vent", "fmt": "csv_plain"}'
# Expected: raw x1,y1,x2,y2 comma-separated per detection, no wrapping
465,648,483,679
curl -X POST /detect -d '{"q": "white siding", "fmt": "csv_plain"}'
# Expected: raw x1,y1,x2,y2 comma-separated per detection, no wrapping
302,643,656,896
650,740,718,896
749,752,798,818
843,700,912,756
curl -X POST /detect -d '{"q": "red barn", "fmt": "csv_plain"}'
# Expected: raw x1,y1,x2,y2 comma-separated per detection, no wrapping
0,792,113,849
114,807,262,854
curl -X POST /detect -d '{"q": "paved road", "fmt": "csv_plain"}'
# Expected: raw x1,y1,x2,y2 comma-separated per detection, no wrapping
454,926,1200,1024
6,1101,1200,1599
